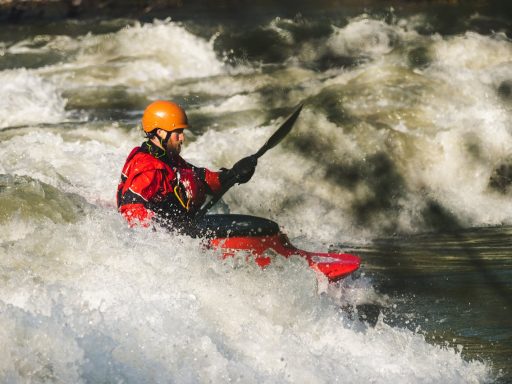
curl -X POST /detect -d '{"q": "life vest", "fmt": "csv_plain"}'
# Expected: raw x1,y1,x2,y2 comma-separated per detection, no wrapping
117,141,223,229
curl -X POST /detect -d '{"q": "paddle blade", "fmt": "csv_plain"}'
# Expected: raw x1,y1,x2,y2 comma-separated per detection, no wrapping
254,102,303,158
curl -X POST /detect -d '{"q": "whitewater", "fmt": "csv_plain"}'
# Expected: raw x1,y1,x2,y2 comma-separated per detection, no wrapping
1,8,510,383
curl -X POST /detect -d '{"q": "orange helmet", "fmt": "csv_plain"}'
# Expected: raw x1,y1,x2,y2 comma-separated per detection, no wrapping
142,100,189,133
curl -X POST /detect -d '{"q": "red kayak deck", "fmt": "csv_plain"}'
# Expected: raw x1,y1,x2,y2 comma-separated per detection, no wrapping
209,232,361,281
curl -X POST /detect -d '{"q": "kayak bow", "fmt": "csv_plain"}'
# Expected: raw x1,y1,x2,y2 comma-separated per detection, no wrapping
199,214,361,281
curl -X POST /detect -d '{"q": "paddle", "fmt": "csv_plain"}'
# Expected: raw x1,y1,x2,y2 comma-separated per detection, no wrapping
196,102,304,219
253,102,304,159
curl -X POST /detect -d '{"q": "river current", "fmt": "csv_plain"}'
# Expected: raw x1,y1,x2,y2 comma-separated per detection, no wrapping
0,4,511,383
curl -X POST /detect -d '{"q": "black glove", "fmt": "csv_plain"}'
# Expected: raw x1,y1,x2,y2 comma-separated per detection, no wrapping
220,155,257,186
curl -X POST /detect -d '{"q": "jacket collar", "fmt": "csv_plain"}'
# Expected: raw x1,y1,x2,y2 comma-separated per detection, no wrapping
142,140,167,160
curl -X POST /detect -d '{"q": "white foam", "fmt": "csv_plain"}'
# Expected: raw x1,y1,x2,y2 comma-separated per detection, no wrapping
431,31,512,70
0,303,85,383
0,213,41,243
198,94,262,114
326,17,415,58
0,70,67,129
308,26,512,232
0,127,137,206
37,19,225,90
408,32,512,226
7,34,78,55
0,209,492,383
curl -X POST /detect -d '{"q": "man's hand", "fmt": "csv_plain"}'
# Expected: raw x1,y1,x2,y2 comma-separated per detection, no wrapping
221,155,258,186
231,155,257,184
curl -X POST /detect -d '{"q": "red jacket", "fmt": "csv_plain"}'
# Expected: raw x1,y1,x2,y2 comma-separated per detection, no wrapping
117,141,223,229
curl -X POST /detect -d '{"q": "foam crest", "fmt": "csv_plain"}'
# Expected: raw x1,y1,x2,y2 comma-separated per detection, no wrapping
44,19,225,89
0,128,136,205
7,34,78,55
0,70,67,129
410,32,512,226
198,94,261,114
0,174,92,244
431,32,512,70
326,17,413,58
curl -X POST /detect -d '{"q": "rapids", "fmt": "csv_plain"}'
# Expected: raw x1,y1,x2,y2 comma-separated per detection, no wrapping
0,4,510,383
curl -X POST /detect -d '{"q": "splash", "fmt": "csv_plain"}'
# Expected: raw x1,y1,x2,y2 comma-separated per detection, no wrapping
0,128,135,205
0,209,492,383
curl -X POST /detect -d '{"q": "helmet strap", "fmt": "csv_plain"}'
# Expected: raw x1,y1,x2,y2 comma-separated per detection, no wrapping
146,128,157,139
160,130,171,148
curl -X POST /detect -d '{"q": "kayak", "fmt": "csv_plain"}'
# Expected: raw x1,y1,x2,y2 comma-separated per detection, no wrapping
198,214,361,281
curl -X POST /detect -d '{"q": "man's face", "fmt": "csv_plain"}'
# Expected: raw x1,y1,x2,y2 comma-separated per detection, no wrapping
160,129,185,155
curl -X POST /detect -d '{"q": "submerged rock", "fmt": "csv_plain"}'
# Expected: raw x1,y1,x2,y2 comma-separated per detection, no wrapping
498,80,512,100
489,161,512,194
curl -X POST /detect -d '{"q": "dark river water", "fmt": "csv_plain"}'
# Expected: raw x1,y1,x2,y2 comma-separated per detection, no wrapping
357,226,512,382
0,2,511,382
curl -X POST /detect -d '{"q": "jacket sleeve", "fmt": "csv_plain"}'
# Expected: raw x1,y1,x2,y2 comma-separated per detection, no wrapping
203,169,223,194
119,203,154,227
119,169,165,227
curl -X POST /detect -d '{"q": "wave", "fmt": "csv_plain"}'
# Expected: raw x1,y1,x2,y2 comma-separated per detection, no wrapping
0,70,67,129
34,19,226,90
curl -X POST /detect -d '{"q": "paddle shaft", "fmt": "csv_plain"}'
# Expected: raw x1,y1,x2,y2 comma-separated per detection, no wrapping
195,103,303,218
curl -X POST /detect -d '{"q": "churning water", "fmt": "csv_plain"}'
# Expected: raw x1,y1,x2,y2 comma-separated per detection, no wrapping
0,4,511,383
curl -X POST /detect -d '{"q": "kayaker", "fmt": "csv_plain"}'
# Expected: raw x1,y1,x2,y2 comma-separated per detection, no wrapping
117,100,257,234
